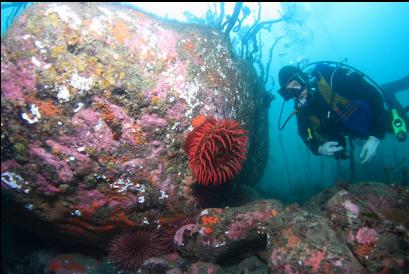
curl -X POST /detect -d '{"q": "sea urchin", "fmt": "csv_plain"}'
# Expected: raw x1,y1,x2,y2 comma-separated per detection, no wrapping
185,116,248,185
107,229,171,272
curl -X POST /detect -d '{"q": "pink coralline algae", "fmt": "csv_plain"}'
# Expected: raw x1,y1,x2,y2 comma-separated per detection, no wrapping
1,80,25,103
227,222,248,241
29,144,74,183
1,160,20,173
45,140,93,174
347,230,355,242
156,28,180,60
151,77,173,98
270,247,287,268
140,113,168,128
284,264,299,274
342,200,359,216
304,250,324,272
1,52,36,104
76,187,106,206
70,109,119,153
241,207,273,222
166,101,188,121
235,204,274,222
37,174,61,193
227,208,272,241
356,227,377,245
174,224,200,246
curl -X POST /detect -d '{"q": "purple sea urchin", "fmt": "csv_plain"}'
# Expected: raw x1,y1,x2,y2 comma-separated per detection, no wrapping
107,229,171,272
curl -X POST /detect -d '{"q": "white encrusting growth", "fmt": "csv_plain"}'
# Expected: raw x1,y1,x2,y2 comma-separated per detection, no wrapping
70,72,93,93
21,104,41,124
57,86,70,103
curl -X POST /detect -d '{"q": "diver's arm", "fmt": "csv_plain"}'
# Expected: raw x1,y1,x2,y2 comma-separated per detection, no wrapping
297,113,347,158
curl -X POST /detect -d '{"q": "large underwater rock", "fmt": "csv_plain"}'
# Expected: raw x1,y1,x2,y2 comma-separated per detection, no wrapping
1,2,269,246
266,206,364,274
265,182,409,273
175,199,283,262
305,182,409,273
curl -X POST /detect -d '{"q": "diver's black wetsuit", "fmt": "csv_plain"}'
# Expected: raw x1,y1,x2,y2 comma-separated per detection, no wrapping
296,64,391,159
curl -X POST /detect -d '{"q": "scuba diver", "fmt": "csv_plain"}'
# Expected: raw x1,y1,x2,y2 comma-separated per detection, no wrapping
277,61,408,164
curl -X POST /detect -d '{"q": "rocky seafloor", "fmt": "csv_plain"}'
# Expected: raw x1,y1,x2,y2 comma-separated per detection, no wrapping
2,182,408,273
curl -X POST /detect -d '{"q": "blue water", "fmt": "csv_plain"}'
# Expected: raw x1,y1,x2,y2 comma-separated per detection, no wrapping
1,2,32,37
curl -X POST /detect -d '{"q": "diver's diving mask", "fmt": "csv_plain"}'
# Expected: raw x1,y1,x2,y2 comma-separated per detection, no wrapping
277,72,310,131
278,73,307,101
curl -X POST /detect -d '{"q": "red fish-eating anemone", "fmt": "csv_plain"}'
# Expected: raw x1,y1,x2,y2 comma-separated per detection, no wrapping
185,116,248,186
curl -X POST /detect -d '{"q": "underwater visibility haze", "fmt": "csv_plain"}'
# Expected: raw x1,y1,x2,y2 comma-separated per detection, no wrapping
1,2,408,273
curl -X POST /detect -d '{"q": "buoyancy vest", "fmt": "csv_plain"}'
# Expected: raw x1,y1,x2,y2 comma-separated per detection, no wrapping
308,72,372,136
